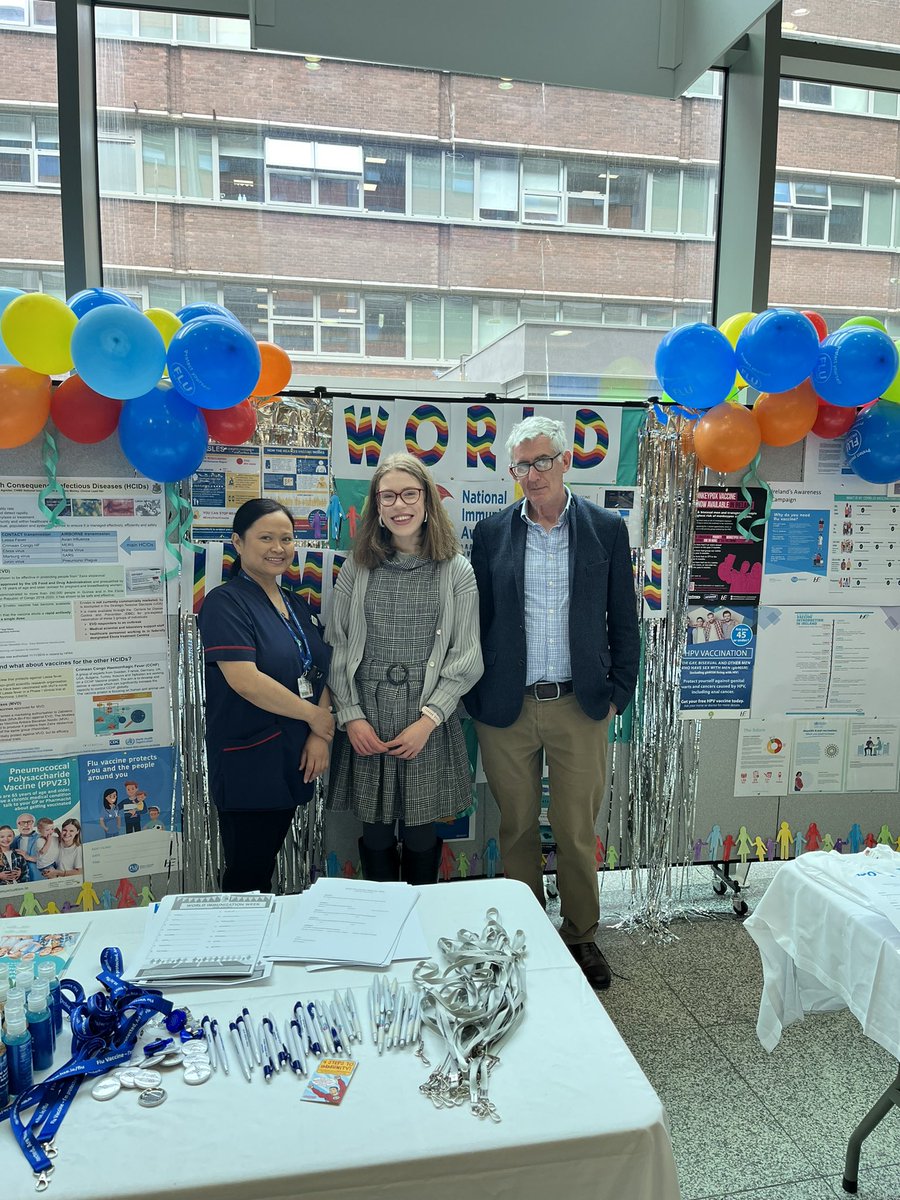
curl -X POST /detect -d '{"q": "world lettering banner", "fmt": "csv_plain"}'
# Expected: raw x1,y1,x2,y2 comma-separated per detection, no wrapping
331,399,642,485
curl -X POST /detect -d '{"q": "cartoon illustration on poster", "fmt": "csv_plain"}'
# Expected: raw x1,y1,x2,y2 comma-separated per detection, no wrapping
76,747,178,883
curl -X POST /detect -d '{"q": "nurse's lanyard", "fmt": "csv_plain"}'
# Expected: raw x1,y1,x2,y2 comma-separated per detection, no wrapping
240,571,315,697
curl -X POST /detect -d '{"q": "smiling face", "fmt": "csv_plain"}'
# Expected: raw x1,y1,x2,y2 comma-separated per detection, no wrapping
510,435,571,514
16,814,35,836
233,510,295,586
60,821,80,847
0,827,14,850
375,469,426,549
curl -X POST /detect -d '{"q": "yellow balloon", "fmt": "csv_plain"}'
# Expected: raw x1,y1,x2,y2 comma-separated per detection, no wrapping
882,339,900,404
0,293,76,375
143,307,182,347
718,311,756,390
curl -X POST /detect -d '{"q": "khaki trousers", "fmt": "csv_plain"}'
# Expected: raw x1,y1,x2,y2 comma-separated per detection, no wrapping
475,693,609,944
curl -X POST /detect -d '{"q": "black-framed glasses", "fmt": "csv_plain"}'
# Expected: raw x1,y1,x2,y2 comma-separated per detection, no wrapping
376,487,423,507
509,451,562,479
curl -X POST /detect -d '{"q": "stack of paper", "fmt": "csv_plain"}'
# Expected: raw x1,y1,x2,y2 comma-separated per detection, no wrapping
264,878,428,968
129,893,277,987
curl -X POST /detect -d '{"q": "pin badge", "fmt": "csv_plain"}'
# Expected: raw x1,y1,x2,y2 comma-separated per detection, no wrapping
138,1087,167,1108
92,1077,122,1101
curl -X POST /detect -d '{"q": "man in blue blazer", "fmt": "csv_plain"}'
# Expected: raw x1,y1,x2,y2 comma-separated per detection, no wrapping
466,416,640,989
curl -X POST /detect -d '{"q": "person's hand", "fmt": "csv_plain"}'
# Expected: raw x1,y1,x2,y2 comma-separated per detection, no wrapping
385,717,434,760
346,719,389,756
0,870,14,883
306,704,335,742
300,734,330,783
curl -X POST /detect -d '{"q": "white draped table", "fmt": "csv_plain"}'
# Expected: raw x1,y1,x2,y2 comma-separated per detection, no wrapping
0,878,680,1200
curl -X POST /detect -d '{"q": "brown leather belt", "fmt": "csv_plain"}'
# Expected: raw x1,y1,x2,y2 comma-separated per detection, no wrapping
527,680,573,701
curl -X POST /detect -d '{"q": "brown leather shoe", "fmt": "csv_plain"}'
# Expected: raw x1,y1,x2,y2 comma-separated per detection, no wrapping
568,941,612,990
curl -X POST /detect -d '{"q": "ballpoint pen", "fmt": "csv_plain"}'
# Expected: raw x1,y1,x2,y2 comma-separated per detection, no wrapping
235,1014,255,1071
327,1003,344,1055
296,1000,320,1056
261,1015,280,1072
368,983,378,1042
268,1011,290,1070
346,990,362,1043
259,1026,273,1083
312,1002,334,1054
201,1014,218,1071
335,993,355,1044
229,1020,252,1082
211,1018,230,1075
287,1018,307,1076
243,1007,263,1066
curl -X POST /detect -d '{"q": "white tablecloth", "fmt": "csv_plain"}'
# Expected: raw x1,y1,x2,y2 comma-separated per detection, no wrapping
0,878,680,1200
745,852,900,1058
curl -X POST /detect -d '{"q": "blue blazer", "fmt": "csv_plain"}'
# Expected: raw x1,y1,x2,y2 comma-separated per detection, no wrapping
464,493,640,728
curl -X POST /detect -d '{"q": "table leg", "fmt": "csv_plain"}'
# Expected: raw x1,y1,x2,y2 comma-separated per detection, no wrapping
842,1063,900,1193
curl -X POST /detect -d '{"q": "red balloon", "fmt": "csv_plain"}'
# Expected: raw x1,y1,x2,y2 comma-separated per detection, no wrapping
201,399,257,445
801,310,829,341
50,375,122,444
811,400,857,439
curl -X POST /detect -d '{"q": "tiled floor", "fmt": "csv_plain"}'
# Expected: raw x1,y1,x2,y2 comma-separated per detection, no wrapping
583,865,900,1200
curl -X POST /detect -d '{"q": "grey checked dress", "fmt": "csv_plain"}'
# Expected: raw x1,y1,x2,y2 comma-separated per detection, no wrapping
327,554,473,825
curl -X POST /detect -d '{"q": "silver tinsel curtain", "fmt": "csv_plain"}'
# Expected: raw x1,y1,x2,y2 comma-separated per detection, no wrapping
625,409,702,932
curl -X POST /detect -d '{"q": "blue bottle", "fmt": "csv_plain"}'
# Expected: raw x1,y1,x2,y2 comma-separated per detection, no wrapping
0,1036,8,1108
3,1006,34,1095
37,961,63,1038
27,983,54,1071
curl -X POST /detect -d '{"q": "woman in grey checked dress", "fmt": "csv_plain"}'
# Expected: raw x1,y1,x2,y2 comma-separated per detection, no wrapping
326,453,483,883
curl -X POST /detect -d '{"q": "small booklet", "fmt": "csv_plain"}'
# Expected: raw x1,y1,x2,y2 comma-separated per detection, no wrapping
301,1059,358,1105
0,927,87,984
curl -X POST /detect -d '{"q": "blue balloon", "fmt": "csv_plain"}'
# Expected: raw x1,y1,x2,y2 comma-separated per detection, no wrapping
167,316,262,410
653,323,736,410
845,401,900,484
118,383,209,483
71,306,167,400
813,327,900,408
68,287,137,320
175,303,241,325
735,309,819,393
0,286,24,365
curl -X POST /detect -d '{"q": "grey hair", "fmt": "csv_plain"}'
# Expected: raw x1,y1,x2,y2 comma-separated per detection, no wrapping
505,416,567,458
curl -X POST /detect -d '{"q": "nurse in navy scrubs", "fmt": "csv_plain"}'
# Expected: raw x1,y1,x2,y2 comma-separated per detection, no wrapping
198,498,334,892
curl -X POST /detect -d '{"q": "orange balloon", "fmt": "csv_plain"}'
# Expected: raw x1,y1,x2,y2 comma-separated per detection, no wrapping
753,379,819,447
693,402,761,473
251,342,293,398
0,366,52,448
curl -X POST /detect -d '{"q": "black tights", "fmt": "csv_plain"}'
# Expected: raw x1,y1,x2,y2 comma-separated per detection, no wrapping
218,808,296,893
361,821,436,854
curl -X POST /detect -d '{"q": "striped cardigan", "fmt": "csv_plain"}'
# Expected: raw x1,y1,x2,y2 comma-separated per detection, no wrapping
325,553,484,729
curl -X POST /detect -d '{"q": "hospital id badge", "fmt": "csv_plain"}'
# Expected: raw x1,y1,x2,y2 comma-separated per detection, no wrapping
298,675,314,699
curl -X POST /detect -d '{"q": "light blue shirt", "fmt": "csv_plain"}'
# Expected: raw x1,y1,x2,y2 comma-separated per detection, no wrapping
521,489,572,685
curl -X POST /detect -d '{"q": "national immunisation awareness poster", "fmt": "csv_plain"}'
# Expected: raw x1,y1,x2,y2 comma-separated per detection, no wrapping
0,480,178,900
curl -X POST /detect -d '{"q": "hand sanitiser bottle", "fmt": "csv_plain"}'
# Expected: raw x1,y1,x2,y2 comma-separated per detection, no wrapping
0,1032,9,1108
27,982,54,1071
37,960,63,1037
3,1005,34,1095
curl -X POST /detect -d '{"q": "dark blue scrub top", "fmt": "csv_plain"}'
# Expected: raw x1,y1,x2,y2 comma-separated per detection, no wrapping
197,572,332,811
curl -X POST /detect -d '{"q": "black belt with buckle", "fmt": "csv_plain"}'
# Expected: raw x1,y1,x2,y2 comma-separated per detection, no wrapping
528,680,573,701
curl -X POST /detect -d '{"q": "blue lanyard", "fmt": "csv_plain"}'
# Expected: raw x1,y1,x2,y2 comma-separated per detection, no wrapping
239,571,312,674
278,600,313,675
0,946,173,1183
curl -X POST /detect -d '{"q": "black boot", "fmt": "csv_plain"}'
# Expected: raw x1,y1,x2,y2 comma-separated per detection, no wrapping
358,837,400,882
400,838,443,885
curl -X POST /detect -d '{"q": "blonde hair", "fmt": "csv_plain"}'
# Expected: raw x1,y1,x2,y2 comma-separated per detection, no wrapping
353,453,459,568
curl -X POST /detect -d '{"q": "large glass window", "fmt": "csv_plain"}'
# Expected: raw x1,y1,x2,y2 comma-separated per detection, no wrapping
0,11,62,298
91,10,720,381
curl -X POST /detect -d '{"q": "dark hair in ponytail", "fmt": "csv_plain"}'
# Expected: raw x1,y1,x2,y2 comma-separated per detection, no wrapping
229,498,295,578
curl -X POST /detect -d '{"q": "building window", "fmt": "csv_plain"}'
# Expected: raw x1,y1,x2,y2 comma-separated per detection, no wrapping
265,137,361,208
478,155,517,221
444,296,473,359
567,159,607,226
608,166,647,230
365,293,406,356
477,299,517,347
179,127,214,200
445,152,474,220
0,111,59,187
142,124,176,197
411,151,441,217
219,130,263,202
522,157,562,224
363,145,405,213
411,294,440,358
